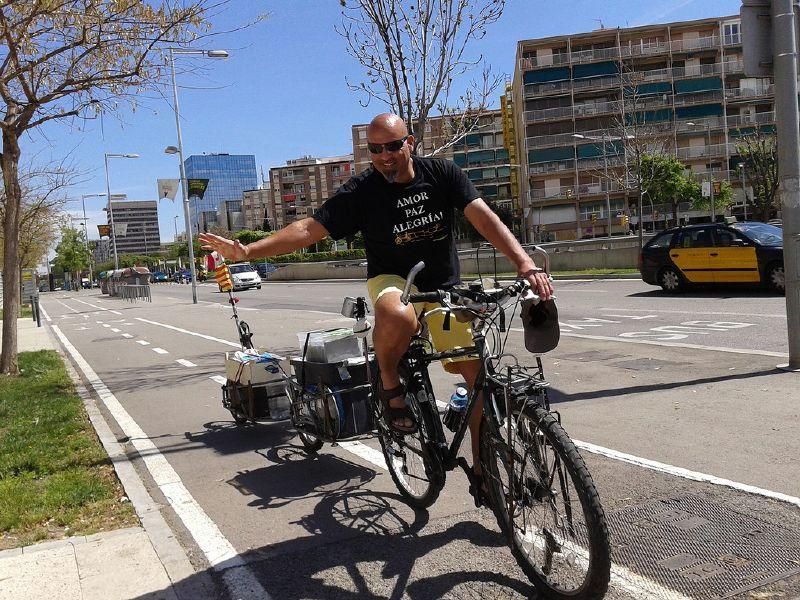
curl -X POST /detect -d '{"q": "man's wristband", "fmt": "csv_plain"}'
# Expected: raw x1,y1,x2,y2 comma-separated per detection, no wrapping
519,268,544,278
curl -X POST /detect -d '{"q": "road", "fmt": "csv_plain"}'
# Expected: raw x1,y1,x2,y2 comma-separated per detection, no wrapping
40,278,799,600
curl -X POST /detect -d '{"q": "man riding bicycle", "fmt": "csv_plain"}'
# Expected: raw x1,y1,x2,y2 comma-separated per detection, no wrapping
199,113,553,494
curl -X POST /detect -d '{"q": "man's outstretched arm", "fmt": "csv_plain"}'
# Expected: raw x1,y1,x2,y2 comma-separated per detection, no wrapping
199,218,330,262
464,199,554,300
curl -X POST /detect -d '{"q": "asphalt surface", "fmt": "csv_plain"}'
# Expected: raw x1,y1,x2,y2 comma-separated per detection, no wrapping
40,278,799,600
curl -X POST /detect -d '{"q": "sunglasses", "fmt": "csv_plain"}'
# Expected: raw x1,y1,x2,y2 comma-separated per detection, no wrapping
367,136,409,154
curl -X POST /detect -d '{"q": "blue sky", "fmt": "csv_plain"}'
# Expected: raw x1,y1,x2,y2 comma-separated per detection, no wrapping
34,0,741,245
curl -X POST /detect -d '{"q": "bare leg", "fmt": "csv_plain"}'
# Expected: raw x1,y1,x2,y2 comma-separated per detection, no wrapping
453,359,483,473
372,291,417,429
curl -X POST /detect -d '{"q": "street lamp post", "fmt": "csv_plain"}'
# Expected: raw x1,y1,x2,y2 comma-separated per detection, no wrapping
737,162,748,220
81,193,105,288
103,153,139,270
166,47,229,305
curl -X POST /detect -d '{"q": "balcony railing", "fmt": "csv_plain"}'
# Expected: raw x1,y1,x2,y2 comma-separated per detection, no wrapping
726,111,775,127
572,75,620,92
530,185,576,200
524,101,621,123
620,41,669,58
671,35,720,53
518,52,572,71
725,85,774,99
673,90,724,105
570,46,620,64
525,79,571,97
526,131,580,149
676,143,730,160
675,116,724,133
529,159,575,174
576,155,625,171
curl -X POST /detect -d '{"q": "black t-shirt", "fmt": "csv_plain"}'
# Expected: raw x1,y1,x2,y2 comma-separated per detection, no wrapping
313,156,480,291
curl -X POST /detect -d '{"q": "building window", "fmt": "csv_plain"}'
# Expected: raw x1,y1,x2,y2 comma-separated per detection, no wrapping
723,22,741,45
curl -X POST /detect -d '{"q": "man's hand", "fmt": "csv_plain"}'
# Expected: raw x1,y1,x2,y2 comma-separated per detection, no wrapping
523,268,554,301
198,233,248,262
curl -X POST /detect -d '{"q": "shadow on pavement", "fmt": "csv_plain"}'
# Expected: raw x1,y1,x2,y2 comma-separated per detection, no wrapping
130,489,537,600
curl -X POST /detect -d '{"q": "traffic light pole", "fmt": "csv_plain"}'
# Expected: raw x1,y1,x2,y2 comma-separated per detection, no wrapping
773,0,800,370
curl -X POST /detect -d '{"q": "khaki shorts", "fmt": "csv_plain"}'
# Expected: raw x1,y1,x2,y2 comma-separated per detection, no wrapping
367,274,477,374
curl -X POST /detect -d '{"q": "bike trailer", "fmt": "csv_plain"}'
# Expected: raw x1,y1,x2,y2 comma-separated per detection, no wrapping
290,355,376,439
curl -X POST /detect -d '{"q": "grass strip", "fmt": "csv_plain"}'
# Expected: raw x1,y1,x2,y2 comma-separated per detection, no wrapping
0,350,137,549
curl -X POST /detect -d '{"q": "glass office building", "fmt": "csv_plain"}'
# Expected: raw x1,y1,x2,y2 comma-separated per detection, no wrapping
184,154,258,233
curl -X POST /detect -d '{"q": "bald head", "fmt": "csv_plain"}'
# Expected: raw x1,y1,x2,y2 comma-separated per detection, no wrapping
366,113,415,184
367,113,408,138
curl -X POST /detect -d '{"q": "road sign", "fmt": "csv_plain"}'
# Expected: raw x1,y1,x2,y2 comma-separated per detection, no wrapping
702,181,711,197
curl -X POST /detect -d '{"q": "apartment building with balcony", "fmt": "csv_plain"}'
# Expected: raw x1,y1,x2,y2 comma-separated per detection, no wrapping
106,198,161,256
242,184,273,231
513,15,774,241
268,154,354,229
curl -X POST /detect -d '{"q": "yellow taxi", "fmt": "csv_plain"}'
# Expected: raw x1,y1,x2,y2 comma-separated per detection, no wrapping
639,222,784,293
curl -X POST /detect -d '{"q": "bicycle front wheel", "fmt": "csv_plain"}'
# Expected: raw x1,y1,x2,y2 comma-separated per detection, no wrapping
376,369,444,509
481,405,610,600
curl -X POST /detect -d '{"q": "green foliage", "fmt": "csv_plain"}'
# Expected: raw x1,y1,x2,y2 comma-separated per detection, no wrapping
263,249,366,263
52,227,90,274
0,351,136,544
736,132,779,221
453,200,513,243
691,180,734,213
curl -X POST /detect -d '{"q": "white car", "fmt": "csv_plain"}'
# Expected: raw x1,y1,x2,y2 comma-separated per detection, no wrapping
223,263,262,291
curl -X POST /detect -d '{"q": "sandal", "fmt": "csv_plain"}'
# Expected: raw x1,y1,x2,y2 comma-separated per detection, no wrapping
377,380,418,434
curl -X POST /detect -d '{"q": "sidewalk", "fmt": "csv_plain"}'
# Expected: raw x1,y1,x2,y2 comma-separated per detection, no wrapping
0,316,191,600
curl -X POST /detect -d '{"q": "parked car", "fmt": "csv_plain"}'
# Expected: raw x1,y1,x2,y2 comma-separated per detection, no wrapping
254,262,278,279
174,270,192,283
639,222,784,293
81,277,91,289
225,263,262,291
151,272,168,282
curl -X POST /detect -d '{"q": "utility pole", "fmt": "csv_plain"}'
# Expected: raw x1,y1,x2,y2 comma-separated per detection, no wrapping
773,0,800,370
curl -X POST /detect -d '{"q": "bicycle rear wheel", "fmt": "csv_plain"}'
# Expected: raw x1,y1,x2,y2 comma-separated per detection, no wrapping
376,366,444,509
481,404,610,600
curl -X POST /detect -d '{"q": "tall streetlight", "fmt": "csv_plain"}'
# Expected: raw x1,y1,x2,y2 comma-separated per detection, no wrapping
104,153,139,270
81,193,106,288
686,121,715,223
737,162,748,221
166,47,229,304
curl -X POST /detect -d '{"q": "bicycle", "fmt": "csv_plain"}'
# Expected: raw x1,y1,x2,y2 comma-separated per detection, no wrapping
284,254,611,599
369,259,611,600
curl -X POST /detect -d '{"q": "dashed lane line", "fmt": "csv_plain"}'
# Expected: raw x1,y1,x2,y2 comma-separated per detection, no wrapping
72,297,122,315
136,340,150,346
176,359,197,368
54,298,80,313
122,333,133,339
111,328,121,333
210,375,228,385
152,347,168,354
599,306,786,319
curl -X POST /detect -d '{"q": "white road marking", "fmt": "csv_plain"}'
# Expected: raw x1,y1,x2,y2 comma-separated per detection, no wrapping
176,359,197,368
49,325,270,600
39,305,52,323
511,328,788,358
74,326,89,331
72,297,122,315
102,324,111,328
337,441,387,470
136,318,241,348
122,333,133,338
111,328,121,333
600,306,786,319
96,320,103,324
136,340,150,346
574,439,800,509
54,298,80,313
210,375,228,385
153,347,168,354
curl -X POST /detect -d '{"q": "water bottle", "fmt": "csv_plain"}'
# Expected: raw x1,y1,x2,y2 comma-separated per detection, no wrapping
443,386,469,432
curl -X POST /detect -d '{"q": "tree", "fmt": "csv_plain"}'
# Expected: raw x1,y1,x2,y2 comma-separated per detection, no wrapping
337,0,506,155
736,130,779,222
234,229,271,245
52,226,90,288
0,1,216,374
691,180,734,215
